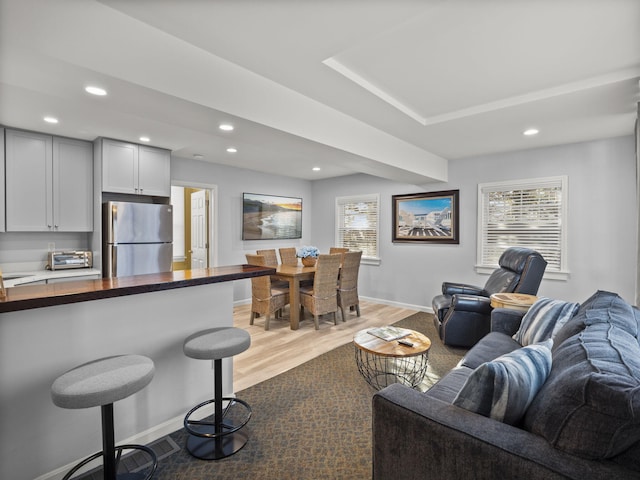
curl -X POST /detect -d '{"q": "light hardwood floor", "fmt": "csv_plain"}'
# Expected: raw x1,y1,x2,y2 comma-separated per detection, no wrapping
232,299,419,392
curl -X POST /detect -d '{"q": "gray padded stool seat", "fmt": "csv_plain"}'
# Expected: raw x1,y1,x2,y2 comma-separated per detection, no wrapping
183,327,252,460
51,355,157,480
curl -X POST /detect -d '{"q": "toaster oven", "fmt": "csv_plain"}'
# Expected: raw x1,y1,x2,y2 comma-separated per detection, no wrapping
47,251,93,270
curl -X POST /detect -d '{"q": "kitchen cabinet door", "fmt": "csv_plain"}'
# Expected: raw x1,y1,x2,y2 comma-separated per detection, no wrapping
5,130,93,232
5,129,52,231
53,137,93,231
0,128,5,232
138,145,171,197
101,139,138,194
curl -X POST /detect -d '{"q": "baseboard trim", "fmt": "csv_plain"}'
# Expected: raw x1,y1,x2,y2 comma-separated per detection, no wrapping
359,295,433,314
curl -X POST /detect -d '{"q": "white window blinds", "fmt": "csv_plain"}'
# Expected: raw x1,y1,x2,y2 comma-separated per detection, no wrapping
335,194,379,260
477,176,567,275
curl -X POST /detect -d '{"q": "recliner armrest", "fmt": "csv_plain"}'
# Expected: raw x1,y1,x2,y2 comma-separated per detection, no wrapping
442,282,484,296
451,294,492,314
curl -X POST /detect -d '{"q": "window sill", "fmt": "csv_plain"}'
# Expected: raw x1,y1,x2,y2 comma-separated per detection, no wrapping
362,257,381,266
475,265,569,281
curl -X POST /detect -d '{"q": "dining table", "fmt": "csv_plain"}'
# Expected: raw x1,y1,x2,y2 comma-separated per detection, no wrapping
270,263,316,330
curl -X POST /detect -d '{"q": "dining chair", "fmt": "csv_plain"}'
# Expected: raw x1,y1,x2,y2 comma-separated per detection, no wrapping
299,254,342,330
245,254,290,330
329,247,349,255
278,247,298,266
337,250,362,321
256,249,279,266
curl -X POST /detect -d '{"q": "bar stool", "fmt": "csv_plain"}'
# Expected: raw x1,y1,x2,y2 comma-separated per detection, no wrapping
183,327,252,460
51,355,157,480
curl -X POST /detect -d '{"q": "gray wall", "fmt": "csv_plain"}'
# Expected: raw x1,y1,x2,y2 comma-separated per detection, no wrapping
2,135,635,308
170,158,314,301
310,135,637,307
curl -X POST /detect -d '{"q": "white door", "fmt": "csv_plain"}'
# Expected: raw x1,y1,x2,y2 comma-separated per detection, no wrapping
190,189,208,269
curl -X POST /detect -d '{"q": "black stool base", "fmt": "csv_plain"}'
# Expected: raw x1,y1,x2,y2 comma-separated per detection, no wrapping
61,444,157,480
186,430,248,460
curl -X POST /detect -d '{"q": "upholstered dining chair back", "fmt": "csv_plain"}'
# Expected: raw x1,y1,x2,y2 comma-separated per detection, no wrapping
337,250,362,321
299,254,341,330
245,254,289,330
256,249,278,266
279,247,298,266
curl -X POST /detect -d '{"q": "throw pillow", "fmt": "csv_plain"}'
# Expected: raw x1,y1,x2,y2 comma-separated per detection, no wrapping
452,339,553,425
513,297,579,346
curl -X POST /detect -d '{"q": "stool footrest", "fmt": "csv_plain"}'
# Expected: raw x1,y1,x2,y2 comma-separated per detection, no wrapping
62,444,158,480
184,397,252,439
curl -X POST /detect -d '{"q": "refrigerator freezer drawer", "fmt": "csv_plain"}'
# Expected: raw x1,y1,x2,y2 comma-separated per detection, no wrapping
105,244,173,278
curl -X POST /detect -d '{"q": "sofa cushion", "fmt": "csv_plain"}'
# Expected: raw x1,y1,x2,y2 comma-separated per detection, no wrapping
424,366,473,403
452,339,552,425
524,291,640,459
459,331,521,370
552,290,638,348
512,297,579,346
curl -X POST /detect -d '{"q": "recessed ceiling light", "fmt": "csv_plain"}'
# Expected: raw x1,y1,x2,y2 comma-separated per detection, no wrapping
139,136,150,142
219,124,234,131
85,86,107,96
226,147,237,153
193,154,204,160
312,167,321,171
523,128,539,136
44,116,59,124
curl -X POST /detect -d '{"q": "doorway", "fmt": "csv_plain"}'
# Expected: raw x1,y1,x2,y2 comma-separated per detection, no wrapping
171,183,217,271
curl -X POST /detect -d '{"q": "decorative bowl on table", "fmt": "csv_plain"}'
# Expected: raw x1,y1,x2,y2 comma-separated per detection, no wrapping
301,256,316,267
297,246,319,267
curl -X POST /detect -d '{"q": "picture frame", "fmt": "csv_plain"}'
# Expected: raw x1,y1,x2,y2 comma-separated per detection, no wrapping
242,192,303,240
392,190,459,244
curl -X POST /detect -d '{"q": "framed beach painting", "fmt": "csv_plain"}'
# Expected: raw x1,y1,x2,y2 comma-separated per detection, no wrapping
392,190,459,244
242,193,303,240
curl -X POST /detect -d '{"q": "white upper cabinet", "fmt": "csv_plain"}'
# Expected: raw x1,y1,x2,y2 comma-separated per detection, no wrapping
52,137,94,231
138,145,171,197
5,129,93,232
101,138,170,197
0,128,5,232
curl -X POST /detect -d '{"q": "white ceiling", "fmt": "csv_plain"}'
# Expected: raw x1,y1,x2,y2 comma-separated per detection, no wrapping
1,0,638,183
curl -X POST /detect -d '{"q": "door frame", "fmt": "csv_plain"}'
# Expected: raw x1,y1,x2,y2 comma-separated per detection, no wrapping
172,181,218,268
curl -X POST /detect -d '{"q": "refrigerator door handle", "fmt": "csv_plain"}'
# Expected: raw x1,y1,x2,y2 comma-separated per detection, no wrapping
112,245,117,277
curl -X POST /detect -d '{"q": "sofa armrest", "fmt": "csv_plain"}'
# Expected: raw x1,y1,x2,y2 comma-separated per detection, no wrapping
491,307,526,336
442,282,484,296
372,383,631,480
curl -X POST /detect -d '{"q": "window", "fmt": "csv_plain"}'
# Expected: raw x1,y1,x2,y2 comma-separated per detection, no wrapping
335,194,380,264
477,176,568,279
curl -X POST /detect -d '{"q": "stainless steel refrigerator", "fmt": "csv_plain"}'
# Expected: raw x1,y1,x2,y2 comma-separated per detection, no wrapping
103,201,173,278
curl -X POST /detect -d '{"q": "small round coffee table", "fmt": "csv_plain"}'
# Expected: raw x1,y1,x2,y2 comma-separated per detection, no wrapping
353,328,431,391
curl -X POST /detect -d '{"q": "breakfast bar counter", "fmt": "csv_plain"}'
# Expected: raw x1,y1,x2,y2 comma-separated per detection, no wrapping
0,265,273,480
0,264,275,313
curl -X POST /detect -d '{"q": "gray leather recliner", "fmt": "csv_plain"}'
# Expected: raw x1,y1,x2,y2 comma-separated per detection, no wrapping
432,247,547,347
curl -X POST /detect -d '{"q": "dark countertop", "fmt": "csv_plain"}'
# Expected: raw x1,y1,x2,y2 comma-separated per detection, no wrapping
0,264,274,313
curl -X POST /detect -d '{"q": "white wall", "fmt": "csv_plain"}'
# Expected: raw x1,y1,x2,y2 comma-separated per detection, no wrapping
310,136,637,307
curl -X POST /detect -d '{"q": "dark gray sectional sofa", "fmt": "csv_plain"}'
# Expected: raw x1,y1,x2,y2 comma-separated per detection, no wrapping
372,291,640,479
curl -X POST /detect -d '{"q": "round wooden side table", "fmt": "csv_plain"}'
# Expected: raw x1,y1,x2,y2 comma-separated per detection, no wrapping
490,292,538,312
353,328,431,391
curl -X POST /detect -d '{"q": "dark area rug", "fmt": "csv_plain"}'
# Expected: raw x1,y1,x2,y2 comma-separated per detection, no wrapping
153,311,467,479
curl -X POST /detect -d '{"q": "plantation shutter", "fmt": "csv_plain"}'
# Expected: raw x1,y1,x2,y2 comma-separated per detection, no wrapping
478,176,567,273
335,194,379,260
